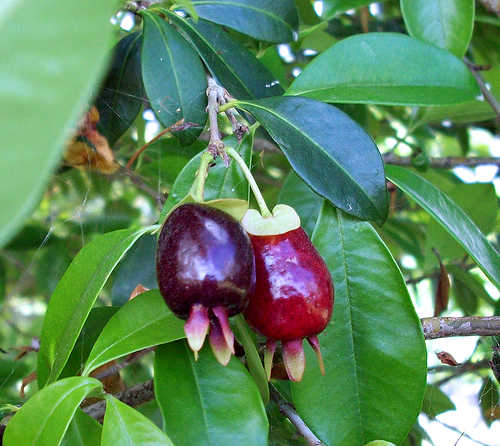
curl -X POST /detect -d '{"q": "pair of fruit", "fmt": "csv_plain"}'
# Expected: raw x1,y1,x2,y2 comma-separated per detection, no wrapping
156,203,333,382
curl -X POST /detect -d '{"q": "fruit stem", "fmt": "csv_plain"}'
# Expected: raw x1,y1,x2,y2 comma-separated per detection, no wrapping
226,146,272,218
190,151,214,202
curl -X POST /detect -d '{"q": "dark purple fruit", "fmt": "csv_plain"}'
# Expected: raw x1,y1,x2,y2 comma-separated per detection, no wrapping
156,203,255,365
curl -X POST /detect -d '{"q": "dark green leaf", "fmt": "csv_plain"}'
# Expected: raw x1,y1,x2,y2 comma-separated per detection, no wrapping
37,226,155,387
421,385,455,418
237,96,388,224
141,12,207,144
82,290,184,375
453,282,478,315
95,32,144,145
192,0,298,42
287,33,479,105
386,165,500,288
159,132,253,223
154,341,268,446
295,0,320,25
35,241,72,297
161,10,284,99
0,259,5,308
447,265,496,307
479,377,499,426
0,0,116,248
291,204,427,445
401,0,474,58
102,396,173,446
61,409,102,446
278,171,323,236
4,377,102,446
111,234,157,305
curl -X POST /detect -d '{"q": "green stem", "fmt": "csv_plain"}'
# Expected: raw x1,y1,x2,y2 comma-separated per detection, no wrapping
190,151,213,202
226,146,271,217
218,100,239,113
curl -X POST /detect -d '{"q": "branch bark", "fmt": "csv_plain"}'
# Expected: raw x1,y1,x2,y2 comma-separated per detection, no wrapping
465,57,500,121
383,153,500,168
422,316,500,340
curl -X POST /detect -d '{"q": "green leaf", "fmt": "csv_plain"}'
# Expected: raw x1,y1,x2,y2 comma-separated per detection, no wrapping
237,96,388,224
447,265,496,307
141,12,207,144
0,0,116,248
386,165,500,289
111,234,157,306
159,132,253,223
95,32,144,146
160,10,284,99
401,0,475,58
363,442,397,446
422,385,455,418
233,314,269,404
479,377,499,426
82,290,184,375
287,33,479,105
192,0,298,42
37,226,156,387
4,377,102,446
278,171,323,236
322,1,384,19
291,204,427,445
154,341,268,446
61,409,102,446
102,396,174,446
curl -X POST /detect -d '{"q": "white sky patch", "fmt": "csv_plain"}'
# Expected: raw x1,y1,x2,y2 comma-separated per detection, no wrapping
453,166,476,183
313,1,323,16
401,254,417,269
292,67,302,77
145,121,160,142
143,109,156,121
475,164,498,182
278,44,295,63
369,2,382,16
120,12,135,31
303,49,318,57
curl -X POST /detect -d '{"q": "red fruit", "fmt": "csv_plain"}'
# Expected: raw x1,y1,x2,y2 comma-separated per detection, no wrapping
242,205,333,381
156,203,255,365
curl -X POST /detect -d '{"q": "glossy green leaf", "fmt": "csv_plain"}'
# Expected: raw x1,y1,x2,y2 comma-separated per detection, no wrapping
291,204,427,445
233,315,269,404
82,290,184,375
154,341,268,446
159,132,253,223
401,0,474,57
161,10,284,99
192,0,298,42
237,96,388,224
102,396,174,446
278,171,323,236
60,409,102,446
4,377,102,446
386,165,500,288
0,0,116,248
287,33,479,105
37,226,156,387
111,234,157,305
322,1,385,19
295,0,321,25
141,12,207,144
422,385,455,418
95,32,144,146
447,265,496,307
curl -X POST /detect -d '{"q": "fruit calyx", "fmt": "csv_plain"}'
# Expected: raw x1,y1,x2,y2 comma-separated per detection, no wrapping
156,203,255,365
241,204,300,236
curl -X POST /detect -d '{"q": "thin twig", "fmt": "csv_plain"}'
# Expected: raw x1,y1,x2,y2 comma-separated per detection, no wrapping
117,166,165,206
384,153,500,168
464,57,500,120
270,385,324,446
435,419,494,446
206,76,227,163
422,316,500,340
406,264,475,285
91,348,155,381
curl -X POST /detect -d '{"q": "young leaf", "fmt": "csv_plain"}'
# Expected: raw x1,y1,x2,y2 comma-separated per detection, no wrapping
154,341,268,446
3,377,102,446
386,165,500,289
237,96,388,224
287,33,479,105
0,0,116,248
191,0,298,43
159,132,253,223
478,377,499,426
95,32,144,146
141,12,207,144
160,10,284,99
37,226,156,387
401,0,474,58
102,396,174,446
60,409,102,446
82,290,185,376
291,204,427,445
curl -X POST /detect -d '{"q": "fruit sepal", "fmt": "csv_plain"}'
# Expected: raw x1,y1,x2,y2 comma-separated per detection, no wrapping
241,204,300,236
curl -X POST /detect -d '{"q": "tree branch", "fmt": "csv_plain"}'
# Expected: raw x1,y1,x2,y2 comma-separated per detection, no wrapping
117,166,165,206
383,153,500,168
270,385,325,446
422,316,500,340
465,57,500,120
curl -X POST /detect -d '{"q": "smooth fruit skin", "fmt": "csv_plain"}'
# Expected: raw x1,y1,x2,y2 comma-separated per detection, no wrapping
156,203,255,319
244,227,333,341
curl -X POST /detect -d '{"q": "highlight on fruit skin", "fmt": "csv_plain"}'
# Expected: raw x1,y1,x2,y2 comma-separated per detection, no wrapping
242,204,334,382
156,203,255,365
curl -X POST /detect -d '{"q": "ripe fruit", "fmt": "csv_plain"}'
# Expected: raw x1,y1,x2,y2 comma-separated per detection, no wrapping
156,203,255,365
242,205,333,381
